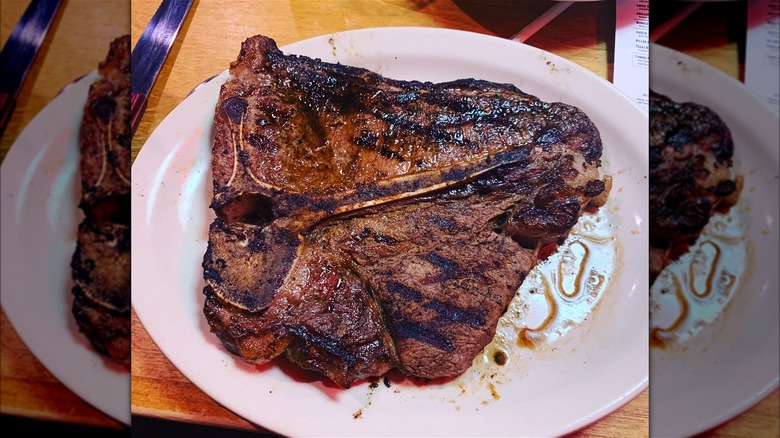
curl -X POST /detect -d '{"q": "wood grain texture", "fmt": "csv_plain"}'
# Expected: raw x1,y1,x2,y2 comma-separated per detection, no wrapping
129,1,644,436
654,0,744,82
698,389,779,438
0,0,131,161
0,310,123,428
0,0,129,428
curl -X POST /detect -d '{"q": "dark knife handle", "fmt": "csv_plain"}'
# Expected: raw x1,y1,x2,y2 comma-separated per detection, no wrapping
0,92,15,139
131,92,148,136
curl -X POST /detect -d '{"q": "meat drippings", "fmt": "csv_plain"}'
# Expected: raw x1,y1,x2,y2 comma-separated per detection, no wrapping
650,207,748,347
485,205,618,359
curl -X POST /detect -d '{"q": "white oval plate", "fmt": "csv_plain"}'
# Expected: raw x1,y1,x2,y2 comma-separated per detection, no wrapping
649,44,780,437
132,28,648,437
0,70,131,425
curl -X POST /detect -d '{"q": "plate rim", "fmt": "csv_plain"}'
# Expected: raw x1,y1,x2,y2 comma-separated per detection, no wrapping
649,42,780,436
0,69,131,425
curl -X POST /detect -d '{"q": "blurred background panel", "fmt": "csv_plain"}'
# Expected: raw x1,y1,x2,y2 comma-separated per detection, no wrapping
649,1,779,437
0,0,130,435
651,0,746,78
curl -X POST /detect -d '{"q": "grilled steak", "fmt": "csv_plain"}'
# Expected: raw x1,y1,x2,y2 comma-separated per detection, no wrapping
71,220,130,312
203,35,608,387
649,91,741,283
71,35,131,364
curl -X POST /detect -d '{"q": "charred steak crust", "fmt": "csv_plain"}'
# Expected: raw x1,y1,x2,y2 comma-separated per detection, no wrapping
71,219,130,312
211,35,603,225
72,286,130,363
79,35,131,213
71,35,131,365
649,91,740,283
204,35,607,387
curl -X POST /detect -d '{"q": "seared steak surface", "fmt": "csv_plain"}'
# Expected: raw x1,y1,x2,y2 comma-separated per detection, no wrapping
71,36,131,365
649,91,740,283
204,35,607,387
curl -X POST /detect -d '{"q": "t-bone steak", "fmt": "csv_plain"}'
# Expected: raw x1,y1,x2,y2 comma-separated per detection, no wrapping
71,35,131,365
203,35,608,388
649,91,741,284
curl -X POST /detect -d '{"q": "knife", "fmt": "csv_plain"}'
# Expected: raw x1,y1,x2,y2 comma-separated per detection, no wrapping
131,0,195,135
510,1,574,43
0,0,63,138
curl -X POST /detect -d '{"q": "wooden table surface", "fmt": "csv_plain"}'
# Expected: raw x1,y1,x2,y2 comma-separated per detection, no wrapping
130,1,647,436
0,0,130,429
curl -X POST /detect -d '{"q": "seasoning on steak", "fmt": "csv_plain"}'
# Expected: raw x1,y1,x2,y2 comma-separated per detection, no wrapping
203,35,609,387
649,91,741,284
71,35,131,365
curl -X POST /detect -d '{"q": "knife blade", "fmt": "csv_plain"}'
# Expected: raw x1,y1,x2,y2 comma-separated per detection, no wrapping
0,0,63,137
130,0,194,135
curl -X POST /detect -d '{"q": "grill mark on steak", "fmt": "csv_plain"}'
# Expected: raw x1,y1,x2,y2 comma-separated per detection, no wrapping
392,320,455,353
204,35,608,387
386,281,424,302
372,232,399,245
428,215,457,232
423,300,486,327
285,325,359,367
385,280,486,327
422,252,461,279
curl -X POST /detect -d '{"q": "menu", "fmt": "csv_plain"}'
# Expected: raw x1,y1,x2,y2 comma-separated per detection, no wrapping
614,0,649,113
746,0,780,112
